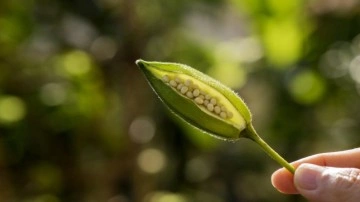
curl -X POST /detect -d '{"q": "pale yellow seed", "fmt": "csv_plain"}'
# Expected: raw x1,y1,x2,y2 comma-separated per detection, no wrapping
195,97,204,104
210,98,217,105
193,89,200,97
170,80,177,87
167,75,232,119
162,75,170,83
214,106,221,114
180,86,188,94
185,79,193,86
177,83,183,90
227,111,233,118
207,103,214,111
220,111,227,119
175,76,182,83
186,91,193,98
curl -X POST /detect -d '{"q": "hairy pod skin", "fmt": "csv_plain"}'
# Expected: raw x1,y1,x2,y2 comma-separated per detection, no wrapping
136,59,251,140
136,59,296,174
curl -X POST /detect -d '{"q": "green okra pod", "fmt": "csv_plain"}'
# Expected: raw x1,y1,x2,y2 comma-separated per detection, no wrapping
136,59,295,174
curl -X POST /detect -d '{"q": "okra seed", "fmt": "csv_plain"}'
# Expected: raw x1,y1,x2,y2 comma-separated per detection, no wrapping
181,86,188,94
185,79,193,86
175,76,182,83
195,97,204,104
162,75,170,83
170,80,177,87
214,106,221,114
177,83,183,90
186,91,193,98
220,111,227,119
193,89,200,97
166,75,233,119
210,98,217,105
207,103,214,111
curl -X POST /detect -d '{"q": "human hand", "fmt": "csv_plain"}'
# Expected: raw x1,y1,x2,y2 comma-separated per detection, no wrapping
271,148,360,202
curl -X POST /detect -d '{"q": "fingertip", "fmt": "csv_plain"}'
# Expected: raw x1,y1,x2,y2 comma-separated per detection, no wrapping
271,168,298,194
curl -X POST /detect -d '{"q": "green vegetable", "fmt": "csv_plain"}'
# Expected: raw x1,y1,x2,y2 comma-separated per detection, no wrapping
136,59,295,174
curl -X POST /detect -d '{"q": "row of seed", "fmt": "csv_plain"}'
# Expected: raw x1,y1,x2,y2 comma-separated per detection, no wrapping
162,75,233,119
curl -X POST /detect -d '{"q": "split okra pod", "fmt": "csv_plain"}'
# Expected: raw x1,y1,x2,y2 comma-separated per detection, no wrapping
136,59,295,174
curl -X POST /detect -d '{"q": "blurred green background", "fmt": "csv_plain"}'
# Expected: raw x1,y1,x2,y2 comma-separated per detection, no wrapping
1,0,360,201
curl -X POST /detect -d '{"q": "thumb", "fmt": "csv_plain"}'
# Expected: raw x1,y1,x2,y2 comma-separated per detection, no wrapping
294,163,360,202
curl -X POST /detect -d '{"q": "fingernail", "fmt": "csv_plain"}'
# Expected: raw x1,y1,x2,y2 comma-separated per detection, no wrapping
295,164,323,190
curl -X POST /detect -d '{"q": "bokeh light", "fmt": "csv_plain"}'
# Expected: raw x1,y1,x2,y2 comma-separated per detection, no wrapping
40,83,67,106
137,148,166,174
262,19,303,67
90,36,117,61
145,191,188,202
185,156,213,182
288,70,326,105
0,95,26,124
319,47,351,78
61,50,92,76
349,55,360,83
129,116,156,144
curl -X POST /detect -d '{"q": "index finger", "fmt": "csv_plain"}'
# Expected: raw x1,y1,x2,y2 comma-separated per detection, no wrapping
271,148,360,194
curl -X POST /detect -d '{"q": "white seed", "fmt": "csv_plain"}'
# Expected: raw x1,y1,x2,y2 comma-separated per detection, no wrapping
175,76,182,83
210,98,217,105
220,111,227,119
170,80,177,87
195,97,204,104
207,103,214,111
180,86,188,94
166,75,234,120
214,106,221,114
186,91,193,98
177,83,183,90
193,89,200,97
162,75,170,83
227,111,233,118
185,79,193,86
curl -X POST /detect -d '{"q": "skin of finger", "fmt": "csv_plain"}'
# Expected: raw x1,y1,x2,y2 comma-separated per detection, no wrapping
271,169,298,194
296,166,360,202
271,148,360,194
